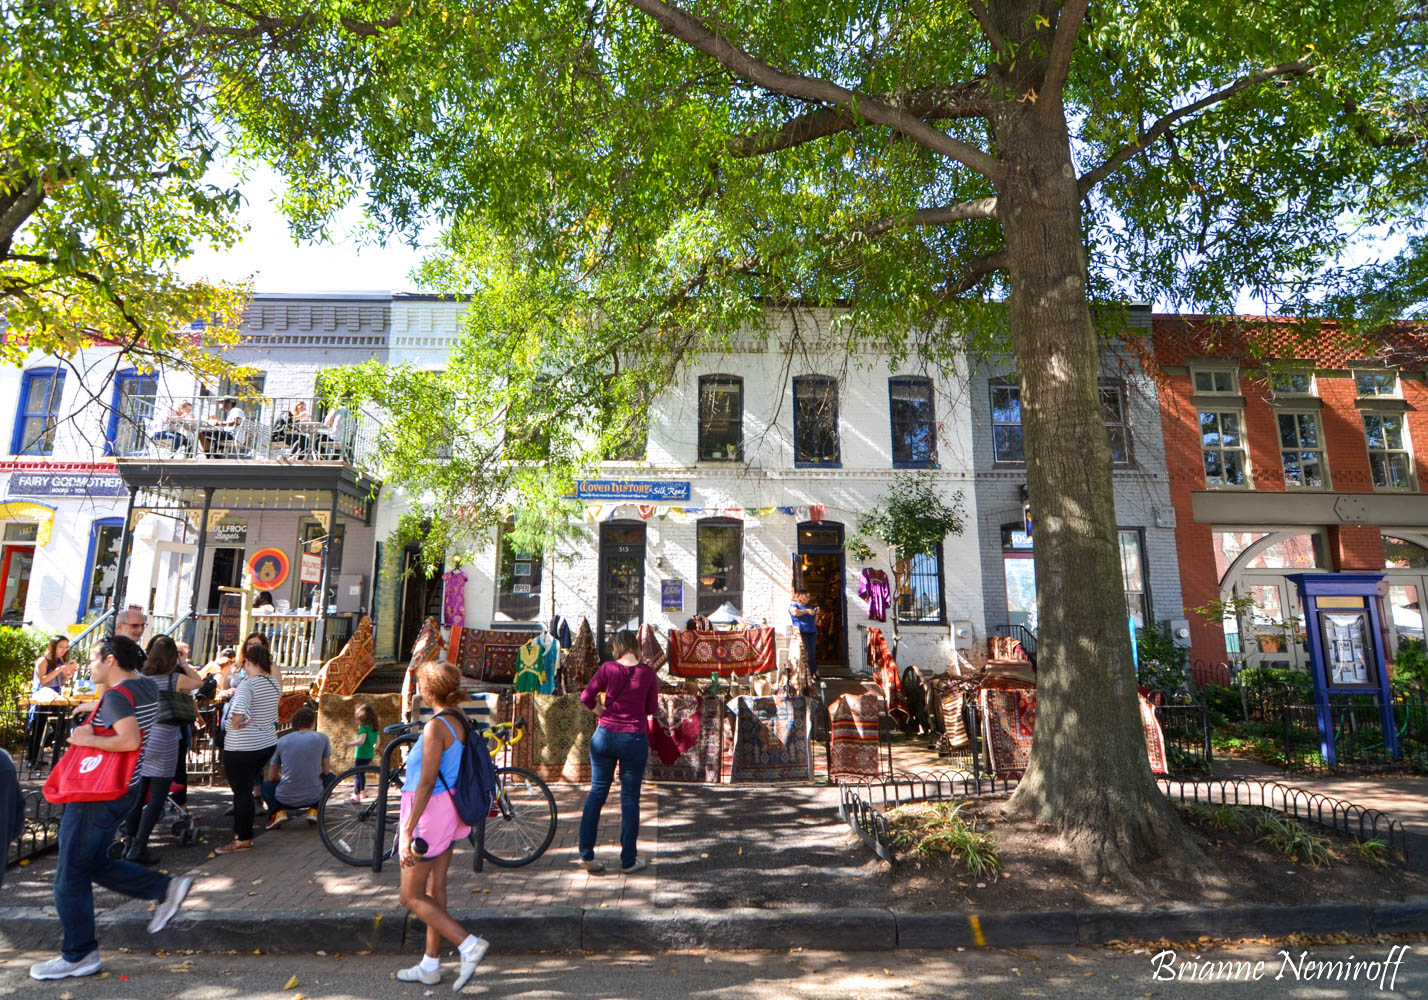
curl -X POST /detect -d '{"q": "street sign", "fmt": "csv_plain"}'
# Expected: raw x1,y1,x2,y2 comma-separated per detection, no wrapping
299,551,323,585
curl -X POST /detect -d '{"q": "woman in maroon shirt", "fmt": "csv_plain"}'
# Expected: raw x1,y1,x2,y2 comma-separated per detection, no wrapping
577,629,658,874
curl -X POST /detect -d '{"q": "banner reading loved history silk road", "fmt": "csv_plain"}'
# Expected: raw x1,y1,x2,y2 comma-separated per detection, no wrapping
573,480,691,502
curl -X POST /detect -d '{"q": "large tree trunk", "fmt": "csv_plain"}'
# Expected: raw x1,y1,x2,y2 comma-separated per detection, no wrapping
993,103,1198,880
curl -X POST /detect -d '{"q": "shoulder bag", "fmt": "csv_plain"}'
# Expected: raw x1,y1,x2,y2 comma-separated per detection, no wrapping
42,685,141,804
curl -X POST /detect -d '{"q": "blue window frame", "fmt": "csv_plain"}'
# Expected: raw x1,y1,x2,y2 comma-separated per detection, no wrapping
78,517,125,622
793,376,840,467
12,368,66,455
105,370,159,456
889,376,937,468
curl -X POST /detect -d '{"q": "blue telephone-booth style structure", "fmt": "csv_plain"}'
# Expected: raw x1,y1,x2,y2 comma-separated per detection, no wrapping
1286,573,1398,766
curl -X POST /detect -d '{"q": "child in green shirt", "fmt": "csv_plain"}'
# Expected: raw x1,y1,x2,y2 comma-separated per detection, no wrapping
342,703,379,802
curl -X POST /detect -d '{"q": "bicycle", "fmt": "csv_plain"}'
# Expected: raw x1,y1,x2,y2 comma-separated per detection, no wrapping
317,716,558,872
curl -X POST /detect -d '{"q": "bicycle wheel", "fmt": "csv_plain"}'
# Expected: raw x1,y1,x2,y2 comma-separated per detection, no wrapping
318,765,400,867
480,766,557,868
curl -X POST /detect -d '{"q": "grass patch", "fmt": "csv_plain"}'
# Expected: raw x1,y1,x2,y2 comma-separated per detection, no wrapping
1178,802,1347,868
887,801,1001,876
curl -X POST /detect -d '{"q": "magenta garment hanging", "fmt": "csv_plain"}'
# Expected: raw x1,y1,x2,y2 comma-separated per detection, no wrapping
858,568,890,622
443,569,468,629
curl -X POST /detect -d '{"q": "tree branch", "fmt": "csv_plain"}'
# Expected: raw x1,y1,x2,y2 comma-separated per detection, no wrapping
1041,0,1088,106
1078,60,1313,195
623,0,1000,177
836,198,999,241
730,82,992,157
938,248,1009,299
966,0,1005,55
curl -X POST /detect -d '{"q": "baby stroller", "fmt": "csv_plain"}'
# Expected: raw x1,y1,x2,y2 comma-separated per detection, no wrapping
107,779,200,858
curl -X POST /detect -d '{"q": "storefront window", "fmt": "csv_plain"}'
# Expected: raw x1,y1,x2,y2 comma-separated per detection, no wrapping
895,548,945,624
83,521,123,617
1212,531,1320,581
696,519,743,615
496,519,543,621
698,376,743,461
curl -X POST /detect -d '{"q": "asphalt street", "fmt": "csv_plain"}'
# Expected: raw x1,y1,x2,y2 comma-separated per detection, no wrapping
1,943,1425,999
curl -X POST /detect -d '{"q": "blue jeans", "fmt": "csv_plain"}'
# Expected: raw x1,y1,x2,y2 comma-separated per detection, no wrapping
800,630,819,678
578,727,649,869
261,772,336,814
55,790,170,960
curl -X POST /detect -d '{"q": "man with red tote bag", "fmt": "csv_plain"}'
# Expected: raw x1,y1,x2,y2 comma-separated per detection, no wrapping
30,636,194,981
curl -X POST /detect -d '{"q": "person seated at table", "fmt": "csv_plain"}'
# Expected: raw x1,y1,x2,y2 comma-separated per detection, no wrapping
314,402,352,460
199,647,236,680
262,707,333,828
197,397,246,457
252,590,275,614
27,636,78,765
149,400,194,455
270,401,315,458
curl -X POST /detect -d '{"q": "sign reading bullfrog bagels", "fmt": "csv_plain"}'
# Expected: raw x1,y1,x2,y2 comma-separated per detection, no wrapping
247,548,291,591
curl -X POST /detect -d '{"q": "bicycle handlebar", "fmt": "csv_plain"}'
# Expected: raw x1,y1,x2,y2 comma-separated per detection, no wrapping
382,716,526,738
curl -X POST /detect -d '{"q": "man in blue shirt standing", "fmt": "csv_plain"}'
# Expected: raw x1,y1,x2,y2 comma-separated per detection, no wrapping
789,590,820,682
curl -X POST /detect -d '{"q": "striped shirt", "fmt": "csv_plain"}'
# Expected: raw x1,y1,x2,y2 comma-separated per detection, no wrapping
91,676,159,790
222,672,281,752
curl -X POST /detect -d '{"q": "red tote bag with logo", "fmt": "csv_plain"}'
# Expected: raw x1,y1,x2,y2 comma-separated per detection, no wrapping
42,686,141,804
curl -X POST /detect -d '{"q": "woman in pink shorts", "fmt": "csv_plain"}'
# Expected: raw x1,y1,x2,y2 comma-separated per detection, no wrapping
396,659,490,991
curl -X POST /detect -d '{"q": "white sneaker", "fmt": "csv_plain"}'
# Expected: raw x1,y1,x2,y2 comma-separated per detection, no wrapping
148,875,194,933
578,857,605,873
621,858,648,874
30,952,102,980
396,963,441,985
453,937,489,991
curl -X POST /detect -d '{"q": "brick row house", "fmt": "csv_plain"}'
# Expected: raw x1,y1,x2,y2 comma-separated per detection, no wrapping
1150,315,1428,677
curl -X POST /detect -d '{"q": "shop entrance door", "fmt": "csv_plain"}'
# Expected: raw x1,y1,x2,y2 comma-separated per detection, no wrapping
1235,573,1309,671
398,547,444,660
206,547,244,613
795,521,848,673
598,522,646,656
0,545,33,624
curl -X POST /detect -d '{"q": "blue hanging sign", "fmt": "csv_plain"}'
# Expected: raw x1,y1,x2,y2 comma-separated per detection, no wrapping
7,471,127,499
661,579,684,613
574,480,691,502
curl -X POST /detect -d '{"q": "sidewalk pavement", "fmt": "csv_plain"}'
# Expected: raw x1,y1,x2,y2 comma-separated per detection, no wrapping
5,736,1428,954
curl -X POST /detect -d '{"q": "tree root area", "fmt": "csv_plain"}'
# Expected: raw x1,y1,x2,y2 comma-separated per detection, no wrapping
883,801,1428,913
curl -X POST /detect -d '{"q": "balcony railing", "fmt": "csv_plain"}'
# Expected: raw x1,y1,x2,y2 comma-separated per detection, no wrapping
188,611,356,672
110,395,377,468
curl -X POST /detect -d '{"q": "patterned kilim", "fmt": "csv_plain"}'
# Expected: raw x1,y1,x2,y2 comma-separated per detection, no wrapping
939,690,970,748
828,693,883,778
637,624,668,670
453,627,528,684
979,687,1037,779
311,616,375,696
864,628,910,725
668,627,777,678
1141,695,1169,775
728,695,813,783
647,694,723,783
509,692,598,783
404,617,445,720
318,693,402,771
277,692,311,727
565,619,600,692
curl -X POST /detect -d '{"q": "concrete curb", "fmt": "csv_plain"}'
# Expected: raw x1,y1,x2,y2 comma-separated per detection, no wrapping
1,900,1425,955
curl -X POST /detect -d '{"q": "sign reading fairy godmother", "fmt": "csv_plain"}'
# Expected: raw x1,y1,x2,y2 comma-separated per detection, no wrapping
7,470,127,499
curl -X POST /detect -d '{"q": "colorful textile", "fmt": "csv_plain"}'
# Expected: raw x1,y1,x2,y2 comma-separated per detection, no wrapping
317,693,400,770
728,696,813,783
277,692,311,727
647,695,723,783
537,633,560,694
668,627,777,678
509,692,598,783
404,616,445,720
828,693,883,778
453,627,528,684
311,616,375,697
857,569,891,622
1141,695,1169,775
938,689,970,749
442,569,467,629
864,628,909,725
637,623,668,670
514,640,544,692
979,687,1037,778
549,615,573,649
566,618,599,691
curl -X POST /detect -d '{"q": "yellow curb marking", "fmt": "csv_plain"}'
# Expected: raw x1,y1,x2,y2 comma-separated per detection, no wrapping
968,913,986,947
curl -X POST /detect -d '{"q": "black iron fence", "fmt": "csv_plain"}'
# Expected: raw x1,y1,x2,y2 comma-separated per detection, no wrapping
1155,702,1213,774
838,772,1411,864
1281,689,1428,775
7,788,64,867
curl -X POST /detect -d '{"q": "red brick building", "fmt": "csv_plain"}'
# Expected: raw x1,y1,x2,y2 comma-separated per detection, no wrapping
1151,315,1428,676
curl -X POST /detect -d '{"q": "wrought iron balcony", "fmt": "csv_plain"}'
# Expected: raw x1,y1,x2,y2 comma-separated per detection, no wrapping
109,395,378,469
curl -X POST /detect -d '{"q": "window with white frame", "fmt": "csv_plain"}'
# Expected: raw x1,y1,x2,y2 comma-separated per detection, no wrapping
1199,408,1249,487
1100,381,1132,465
1270,370,1314,396
989,379,1023,464
1278,411,1326,488
1363,412,1415,489
1354,369,1399,397
1192,368,1238,394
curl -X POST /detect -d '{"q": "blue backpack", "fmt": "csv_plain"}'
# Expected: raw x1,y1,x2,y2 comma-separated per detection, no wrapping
436,711,498,825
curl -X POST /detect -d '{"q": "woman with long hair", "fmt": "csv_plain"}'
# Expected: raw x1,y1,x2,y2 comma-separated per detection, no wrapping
119,637,202,863
27,636,77,763
395,659,489,989
242,630,280,689
576,629,658,874
215,644,280,854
